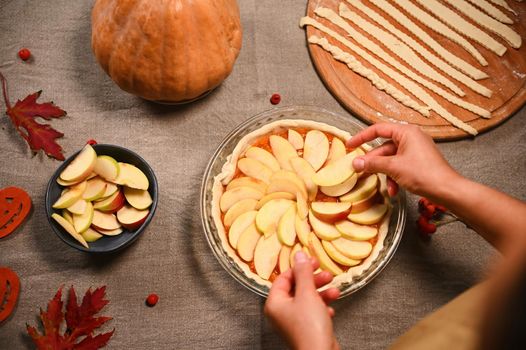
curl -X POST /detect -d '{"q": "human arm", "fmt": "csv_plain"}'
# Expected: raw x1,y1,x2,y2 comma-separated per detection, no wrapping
347,123,526,251
264,251,340,350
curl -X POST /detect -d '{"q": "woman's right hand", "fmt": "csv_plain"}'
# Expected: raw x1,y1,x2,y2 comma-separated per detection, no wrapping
346,123,461,201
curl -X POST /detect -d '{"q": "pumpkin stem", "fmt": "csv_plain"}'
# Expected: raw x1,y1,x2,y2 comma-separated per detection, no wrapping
0,71,11,110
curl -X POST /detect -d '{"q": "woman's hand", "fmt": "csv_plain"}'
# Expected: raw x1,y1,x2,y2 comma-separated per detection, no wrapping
264,251,340,350
347,123,460,201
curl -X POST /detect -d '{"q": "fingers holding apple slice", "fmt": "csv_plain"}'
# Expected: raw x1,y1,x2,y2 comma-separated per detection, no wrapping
312,149,360,187
320,173,358,197
254,233,282,280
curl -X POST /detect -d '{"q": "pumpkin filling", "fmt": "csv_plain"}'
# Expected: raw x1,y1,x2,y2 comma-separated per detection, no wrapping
215,122,391,284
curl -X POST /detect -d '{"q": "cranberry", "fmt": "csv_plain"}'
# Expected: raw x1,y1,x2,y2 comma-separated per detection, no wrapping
18,48,31,61
270,93,281,105
146,293,159,307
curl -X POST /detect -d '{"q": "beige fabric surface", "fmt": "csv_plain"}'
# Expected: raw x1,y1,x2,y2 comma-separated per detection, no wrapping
0,1,525,349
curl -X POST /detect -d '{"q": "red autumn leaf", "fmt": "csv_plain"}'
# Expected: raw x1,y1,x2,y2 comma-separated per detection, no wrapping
1,71,66,160
26,286,114,350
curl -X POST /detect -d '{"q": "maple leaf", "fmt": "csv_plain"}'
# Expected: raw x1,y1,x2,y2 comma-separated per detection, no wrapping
1,71,66,160
26,286,114,350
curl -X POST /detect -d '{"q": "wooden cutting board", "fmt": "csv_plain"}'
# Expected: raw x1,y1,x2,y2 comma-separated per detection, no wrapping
305,0,526,140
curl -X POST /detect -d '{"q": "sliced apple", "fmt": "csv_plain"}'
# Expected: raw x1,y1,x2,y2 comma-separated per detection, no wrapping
309,210,341,240
348,203,388,225
51,213,89,248
350,188,378,214
320,173,358,197
52,186,84,209
268,170,308,200
100,182,118,199
256,192,295,210
255,199,294,237
327,137,347,164
308,232,343,275
288,129,304,150
245,147,280,172
62,209,74,225
295,214,311,247
224,199,258,227
57,177,83,187
93,226,123,236
237,223,262,261
91,210,121,231
123,187,153,210
289,243,302,267
73,201,94,233
112,162,148,190
290,157,318,201
67,199,88,215
277,205,297,246
226,176,267,194
237,158,273,184
296,191,309,219
332,237,373,260
278,246,292,273
93,190,125,213
82,177,107,201
220,186,264,212
60,145,97,182
269,135,298,171
312,149,360,187
254,233,282,280
116,205,149,230
227,210,257,248
311,202,352,223
303,130,329,171
81,227,103,242
335,220,378,241
321,240,361,266
340,174,378,202
93,155,119,181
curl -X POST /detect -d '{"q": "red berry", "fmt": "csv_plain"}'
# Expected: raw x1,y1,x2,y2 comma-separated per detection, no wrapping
18,48,31,61
146,293,159,307
86,139,97,145
422,204,436,219
417,216,436,235
270,93,281,105
436,204,447,213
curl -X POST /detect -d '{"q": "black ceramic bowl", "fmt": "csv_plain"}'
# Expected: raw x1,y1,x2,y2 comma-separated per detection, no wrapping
45,144,158,253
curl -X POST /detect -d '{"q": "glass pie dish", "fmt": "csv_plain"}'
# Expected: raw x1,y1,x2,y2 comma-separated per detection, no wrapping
200,105,406,298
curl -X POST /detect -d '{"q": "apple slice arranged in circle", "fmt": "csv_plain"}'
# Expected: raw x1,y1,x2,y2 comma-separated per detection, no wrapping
245,147,281,172
340,174,378,203
311,201,352,223
321,240,361,267
269,135,298,171
224,199,258,227
335,220,378,241
228,210,257,248
220,186,264,212
332,237,373,260
309,210,341,241
288,130,304,150
303,130,329,171
237,223,262,261
308,232,343,275
256,199,294,237
226,176,267,194
320,173,358,197
238,158,273,184
277,205,297,246
348,203,388,225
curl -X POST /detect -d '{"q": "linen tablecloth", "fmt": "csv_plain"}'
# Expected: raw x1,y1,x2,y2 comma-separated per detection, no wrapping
1,1,525,349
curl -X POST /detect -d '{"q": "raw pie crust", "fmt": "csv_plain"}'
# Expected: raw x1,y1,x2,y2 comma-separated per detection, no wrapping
211,119,391,289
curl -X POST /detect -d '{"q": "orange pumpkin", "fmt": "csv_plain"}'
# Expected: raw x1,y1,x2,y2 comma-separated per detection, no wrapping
91,0,243,103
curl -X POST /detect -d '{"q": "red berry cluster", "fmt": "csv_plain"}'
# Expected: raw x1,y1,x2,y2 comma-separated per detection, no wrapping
417,197,449,239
